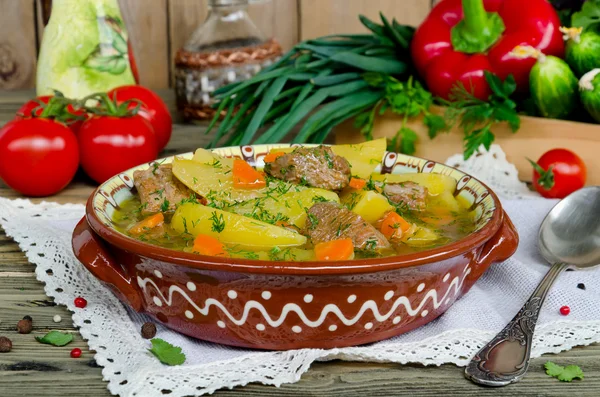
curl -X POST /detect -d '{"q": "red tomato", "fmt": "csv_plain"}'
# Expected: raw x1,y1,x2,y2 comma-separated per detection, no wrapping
108,86,172,151
15,96,87,134
15,96,52,118
531,149,587,199
0,118,79,197
78,115,158,184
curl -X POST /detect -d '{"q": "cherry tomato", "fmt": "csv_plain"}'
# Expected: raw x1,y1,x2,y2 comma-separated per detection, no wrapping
78,115,158,184
15,96,52,118
108,86,172,151
0,118,79,197
15,96,87,134
530,149,587,199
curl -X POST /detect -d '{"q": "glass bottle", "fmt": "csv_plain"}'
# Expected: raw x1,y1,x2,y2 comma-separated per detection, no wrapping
36,0,138,99
174,0,282,121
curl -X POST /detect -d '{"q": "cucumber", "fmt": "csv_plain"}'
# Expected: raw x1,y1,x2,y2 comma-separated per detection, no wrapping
565,31,600,78
530,55,579,120
579,69,600,123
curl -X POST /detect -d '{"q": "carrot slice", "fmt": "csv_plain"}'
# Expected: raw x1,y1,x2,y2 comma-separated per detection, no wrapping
349,177,366,190
263,151,286,163
380,212,411,239
314,239,355,261
129,213,164,235
193,234,228,257
233,159,266,189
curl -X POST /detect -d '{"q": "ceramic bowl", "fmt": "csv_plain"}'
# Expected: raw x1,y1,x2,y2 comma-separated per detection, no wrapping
72,144,518,350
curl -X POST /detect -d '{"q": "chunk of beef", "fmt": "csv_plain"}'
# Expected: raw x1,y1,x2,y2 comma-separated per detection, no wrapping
265,146,351,191
383,182,428,211
133,164,197,216
305,203,390,250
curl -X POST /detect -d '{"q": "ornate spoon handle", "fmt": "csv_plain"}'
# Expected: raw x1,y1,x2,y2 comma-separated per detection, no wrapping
464,262,569,387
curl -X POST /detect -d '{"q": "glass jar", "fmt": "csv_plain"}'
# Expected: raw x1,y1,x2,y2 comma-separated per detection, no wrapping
174,0,282,121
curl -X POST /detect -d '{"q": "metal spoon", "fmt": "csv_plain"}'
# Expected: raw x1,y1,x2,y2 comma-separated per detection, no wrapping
465,186,600,387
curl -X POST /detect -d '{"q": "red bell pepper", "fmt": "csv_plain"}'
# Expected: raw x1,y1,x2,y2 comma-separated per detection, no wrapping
411,0,564,100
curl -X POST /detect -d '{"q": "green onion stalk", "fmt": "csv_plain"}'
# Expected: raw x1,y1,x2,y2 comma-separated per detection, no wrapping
205,13,415,149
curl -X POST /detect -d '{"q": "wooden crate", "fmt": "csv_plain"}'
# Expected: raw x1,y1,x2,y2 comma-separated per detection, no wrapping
335,108,600,186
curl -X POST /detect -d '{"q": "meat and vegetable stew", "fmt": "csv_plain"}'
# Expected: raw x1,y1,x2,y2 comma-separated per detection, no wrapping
113,139,477,261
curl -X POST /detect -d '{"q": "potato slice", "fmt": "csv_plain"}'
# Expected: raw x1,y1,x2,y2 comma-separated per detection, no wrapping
403,226,443,247
340,189,394,224
428,191,461,213
331,138,386,179
191,148,234,168
174,157,340,219
173,158,266,204
172,203,307,250
370,173,456,196
227,189,339,228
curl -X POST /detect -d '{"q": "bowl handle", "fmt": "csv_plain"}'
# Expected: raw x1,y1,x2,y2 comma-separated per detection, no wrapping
472,211,519,275
72,217,143,311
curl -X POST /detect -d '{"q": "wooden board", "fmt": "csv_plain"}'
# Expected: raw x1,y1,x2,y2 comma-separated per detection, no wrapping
0,0,38,90
119,0,170,89
299,0,432,40
335,107,600,186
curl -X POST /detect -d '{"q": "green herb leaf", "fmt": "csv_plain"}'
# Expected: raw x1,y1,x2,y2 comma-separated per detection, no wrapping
423,113,449,139
160,198,170,212
209,212,226,233
572,0,600,30
390,127,418,155
545,361,564,377
445,72,520,160
464,125,495,160
148,338,186,366
35,331,74,347
545,361,584,382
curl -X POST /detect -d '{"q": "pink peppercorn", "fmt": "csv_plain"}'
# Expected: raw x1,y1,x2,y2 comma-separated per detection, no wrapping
74,297,87,308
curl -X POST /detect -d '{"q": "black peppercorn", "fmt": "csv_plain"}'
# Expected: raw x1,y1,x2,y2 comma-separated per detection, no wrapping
23,315,33,322
577,283,586,290
141,322,157,339
0,337,12,353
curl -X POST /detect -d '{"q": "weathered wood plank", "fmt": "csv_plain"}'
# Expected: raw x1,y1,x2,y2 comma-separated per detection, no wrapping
0,0,37,89
299,0,431,40
119,0,170,89
0,294,75,333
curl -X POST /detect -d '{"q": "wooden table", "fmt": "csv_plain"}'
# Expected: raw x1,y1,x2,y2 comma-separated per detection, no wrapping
0,90,598,397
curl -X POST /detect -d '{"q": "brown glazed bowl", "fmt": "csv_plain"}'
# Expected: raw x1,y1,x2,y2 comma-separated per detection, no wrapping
72,144,518,350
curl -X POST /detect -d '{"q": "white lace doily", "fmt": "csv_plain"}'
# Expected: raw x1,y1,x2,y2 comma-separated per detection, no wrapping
1,146,599,397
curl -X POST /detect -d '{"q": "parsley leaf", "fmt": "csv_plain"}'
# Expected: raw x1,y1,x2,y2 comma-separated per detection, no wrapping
423,113,449,139
148,338,186,366
544,361,584,382
463,124,495,160
35,331,74,347
445,71,519,160
392,127,418,155
357,74,447,153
